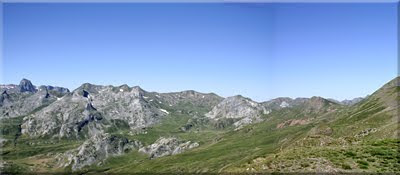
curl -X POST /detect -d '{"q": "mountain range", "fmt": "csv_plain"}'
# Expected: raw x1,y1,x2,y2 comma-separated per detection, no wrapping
0,77,398,174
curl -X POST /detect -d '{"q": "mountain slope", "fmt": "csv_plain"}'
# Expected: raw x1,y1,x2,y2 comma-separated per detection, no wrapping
0,77,398,174
0,79,70,119
236,77,399,173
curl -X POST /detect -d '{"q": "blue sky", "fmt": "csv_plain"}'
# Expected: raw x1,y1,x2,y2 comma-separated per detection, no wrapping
2,3,398,102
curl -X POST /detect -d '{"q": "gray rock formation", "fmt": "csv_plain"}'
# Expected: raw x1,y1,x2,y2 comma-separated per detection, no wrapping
0,79,70,118
138,137,199,159
205,95,268,129
57,133,141,171
21,83,166,138
19,79,36,93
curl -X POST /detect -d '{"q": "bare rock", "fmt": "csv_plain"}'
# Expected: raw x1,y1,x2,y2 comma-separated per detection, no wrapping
57,133,141,171
139,137,199,159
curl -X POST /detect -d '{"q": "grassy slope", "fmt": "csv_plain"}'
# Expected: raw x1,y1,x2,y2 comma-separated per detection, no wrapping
82,105,335,173
85,115,313,174
0,103,83,174
234,78,399,173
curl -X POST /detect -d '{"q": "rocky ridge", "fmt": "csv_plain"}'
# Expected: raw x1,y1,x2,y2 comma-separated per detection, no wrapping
0,79,70,118
21,83,167,139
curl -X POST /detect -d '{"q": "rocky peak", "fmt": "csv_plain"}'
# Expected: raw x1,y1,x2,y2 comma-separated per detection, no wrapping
205,95,267,129
19,78,36,93
74,83,104,95
118,84,130,92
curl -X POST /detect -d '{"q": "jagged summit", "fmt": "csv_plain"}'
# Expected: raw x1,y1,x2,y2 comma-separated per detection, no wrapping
19,78,36,93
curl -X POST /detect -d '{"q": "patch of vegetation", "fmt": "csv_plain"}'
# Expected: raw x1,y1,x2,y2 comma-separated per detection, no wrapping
344,151,357,157
341,163,352,170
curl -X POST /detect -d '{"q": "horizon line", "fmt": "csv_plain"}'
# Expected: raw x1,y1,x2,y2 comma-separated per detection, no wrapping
2,76,396,103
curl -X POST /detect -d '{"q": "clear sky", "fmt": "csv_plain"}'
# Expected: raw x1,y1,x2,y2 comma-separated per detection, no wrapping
2,3,398,102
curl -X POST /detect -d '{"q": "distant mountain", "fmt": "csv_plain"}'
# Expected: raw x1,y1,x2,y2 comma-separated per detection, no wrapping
0,77,398,174
0,79,70,118
205,95,269,129
328,97,366,106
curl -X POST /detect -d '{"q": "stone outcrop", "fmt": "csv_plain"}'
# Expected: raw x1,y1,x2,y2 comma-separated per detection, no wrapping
19,79,36,93
138,137,199,159
205,95,268,129
57,134,141,171
21,84,166,138
0,79,70,118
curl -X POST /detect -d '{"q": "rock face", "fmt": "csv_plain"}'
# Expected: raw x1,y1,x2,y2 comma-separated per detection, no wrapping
21,83,167,138
81,85,166,131
138,137,199,159
21,93,104,138
205,95,268,129
0,79,70,118
19,79,36,93
58,134,141,171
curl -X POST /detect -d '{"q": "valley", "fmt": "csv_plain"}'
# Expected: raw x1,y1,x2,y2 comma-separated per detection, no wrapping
0,77,398,174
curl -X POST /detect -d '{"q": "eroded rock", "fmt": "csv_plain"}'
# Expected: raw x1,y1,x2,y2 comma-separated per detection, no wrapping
57,133,141,171
139,137,199,159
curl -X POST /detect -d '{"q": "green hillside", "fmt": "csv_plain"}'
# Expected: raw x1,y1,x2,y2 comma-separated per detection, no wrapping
0,77,398,174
